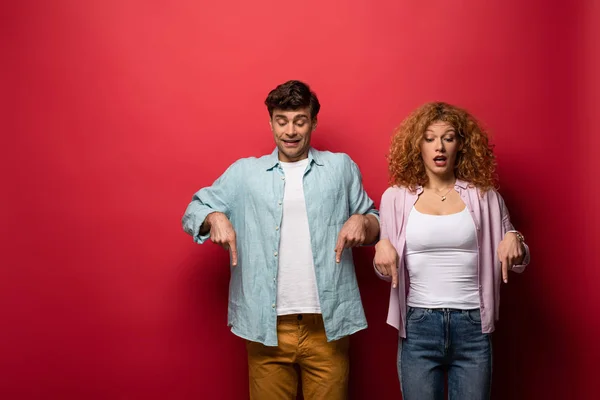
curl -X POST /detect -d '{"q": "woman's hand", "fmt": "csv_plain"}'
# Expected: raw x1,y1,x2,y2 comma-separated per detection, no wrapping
374,239,399,288
497,232,525,283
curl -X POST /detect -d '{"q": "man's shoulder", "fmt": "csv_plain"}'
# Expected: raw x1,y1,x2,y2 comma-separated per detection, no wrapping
227,152,276,171
311,149,356,166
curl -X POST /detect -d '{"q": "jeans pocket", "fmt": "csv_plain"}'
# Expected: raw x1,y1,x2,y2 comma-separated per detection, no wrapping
407,307,428,323
465,309,482,325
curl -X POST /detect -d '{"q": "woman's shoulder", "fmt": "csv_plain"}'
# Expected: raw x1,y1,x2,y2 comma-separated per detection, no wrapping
382,185,416,201
384,185,411,195
467,185,507,210
461,181,500,196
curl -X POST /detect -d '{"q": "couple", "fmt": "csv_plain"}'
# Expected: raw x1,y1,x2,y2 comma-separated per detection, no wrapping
182,80,530,400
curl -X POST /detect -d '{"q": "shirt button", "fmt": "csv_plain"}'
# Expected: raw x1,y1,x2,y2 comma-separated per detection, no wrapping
281,176,285,180
275,226,279,231
272,303,276,308
274,251,278,257
273,277,276,282
278,200,282,205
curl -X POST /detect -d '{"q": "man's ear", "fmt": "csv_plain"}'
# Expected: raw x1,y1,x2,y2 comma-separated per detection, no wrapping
269,118,273,131
312,118,318,131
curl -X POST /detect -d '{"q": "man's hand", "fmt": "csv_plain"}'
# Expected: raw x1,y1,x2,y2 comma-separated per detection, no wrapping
497,232,525,283
204,212,238,266
374,239,399,288
334,214,370,263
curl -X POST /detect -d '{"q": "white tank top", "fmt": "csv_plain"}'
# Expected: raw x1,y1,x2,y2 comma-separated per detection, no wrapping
405,206,480,309
276,159,321,315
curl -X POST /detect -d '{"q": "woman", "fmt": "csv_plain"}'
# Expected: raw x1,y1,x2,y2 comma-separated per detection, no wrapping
374,102,530,400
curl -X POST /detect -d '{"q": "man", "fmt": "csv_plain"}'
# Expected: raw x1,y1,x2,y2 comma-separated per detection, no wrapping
182,80,379,399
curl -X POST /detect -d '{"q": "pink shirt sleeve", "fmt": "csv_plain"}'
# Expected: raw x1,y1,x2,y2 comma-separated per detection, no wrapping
373,188,401,282
498,192,530,273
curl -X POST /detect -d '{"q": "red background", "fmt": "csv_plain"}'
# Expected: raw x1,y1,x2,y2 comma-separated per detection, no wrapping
2,1,599,398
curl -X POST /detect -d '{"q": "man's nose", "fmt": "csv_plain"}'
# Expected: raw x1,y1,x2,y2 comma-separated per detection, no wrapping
285,125,297,136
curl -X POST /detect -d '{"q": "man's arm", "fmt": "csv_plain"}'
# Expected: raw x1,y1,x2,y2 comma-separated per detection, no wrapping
333,156,380,262
182,160,241,244
346,156,380,241
363,214,380,244
199,211,238,266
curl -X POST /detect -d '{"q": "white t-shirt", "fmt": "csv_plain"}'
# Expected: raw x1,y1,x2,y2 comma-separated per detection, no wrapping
405,207,480,309
276,159,321,315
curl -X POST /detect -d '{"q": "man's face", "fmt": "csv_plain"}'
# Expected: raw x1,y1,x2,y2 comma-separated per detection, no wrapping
270,107,316,162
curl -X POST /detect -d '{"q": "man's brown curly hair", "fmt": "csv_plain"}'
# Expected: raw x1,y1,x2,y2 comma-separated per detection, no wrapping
388,102,497,192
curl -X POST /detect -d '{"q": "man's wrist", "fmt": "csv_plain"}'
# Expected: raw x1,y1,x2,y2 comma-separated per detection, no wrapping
205,212,216,226
362,214,370,227
201,212,222,234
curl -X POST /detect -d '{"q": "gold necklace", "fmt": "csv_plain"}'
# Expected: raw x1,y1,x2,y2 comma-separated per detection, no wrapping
432,187,453,201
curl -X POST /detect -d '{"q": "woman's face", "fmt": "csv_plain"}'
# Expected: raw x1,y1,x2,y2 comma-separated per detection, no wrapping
420,121,459,180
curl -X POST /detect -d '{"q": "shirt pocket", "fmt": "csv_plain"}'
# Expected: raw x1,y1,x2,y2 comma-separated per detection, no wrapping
320,184,348,226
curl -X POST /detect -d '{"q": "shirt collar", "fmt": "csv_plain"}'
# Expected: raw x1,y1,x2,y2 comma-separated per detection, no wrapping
264,148,280,170
454,179,469,189
265,147,323,170
414,179,469,193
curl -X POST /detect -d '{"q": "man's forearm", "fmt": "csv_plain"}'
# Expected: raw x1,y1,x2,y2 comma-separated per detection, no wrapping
364,214,380,244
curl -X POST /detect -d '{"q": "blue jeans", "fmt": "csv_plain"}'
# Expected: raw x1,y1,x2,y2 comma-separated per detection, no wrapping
398,307,492,400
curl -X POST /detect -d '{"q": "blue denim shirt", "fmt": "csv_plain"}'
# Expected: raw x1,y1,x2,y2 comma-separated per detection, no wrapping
182,148,378,346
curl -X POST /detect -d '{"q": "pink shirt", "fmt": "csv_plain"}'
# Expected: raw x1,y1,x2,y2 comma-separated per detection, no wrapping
377,180,530,338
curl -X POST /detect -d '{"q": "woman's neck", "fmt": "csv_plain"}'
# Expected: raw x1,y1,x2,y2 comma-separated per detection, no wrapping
425,173,456,191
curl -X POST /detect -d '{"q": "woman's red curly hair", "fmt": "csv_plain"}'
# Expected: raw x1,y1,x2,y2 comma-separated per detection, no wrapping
388,102,497,192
